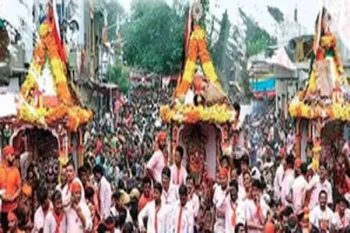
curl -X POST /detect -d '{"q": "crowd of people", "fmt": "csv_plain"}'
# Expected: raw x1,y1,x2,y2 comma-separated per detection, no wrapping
0,85,349,233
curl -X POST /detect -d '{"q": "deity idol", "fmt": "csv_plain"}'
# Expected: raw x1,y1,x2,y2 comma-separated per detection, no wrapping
182,125,208,186
307,7,344,99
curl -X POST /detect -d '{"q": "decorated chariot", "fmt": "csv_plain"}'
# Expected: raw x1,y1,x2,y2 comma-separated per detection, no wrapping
289,7,349,171
160,11,241,186
0,5,92,191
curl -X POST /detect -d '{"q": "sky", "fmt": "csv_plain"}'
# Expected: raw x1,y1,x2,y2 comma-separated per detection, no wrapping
120,0,319,32
119,0,350,49
121,0,132,12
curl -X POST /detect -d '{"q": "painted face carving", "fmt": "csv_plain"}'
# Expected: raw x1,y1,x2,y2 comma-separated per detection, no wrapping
40,155,59,195
188,149,205,186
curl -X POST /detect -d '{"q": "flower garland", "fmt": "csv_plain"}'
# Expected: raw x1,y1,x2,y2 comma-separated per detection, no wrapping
18,19,92,132
176,25,221,97
160,103,235,124
289,96,350,121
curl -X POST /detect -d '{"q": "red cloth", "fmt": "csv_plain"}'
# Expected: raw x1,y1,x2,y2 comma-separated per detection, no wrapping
95,139,103,155
71,181,81,192
264,221,275,233
48,7,67,64
177,207,183,233
7,211,17,221
3,146,15,157
138,194,153,211
218,167,228,179
53,211,64,233
156,131,167,142
230,202,236,226
256,202,264,225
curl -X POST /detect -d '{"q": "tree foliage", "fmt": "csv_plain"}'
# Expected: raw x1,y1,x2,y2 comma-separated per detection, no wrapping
122,0,186,75
239,8,276,57
211,10,233,92
106,61,130,94
267,6,284,24
212,10,230,70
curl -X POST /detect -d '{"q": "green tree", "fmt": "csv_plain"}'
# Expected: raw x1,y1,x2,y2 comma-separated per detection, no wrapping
212,10,230,70
106,61,130,94
211,10,232,93
123,0,185,75
239,8,276,57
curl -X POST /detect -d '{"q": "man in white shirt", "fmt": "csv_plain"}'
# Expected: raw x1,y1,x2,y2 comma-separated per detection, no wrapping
93,164,112,221
186,176,200,219
215,180,245,233
292,160,308,215
170,146,188,186
307,163,333,210
146,131,168,183
62,162,85,207
138,182,172,233
310,190,337,232
245,179,270,233
33,187,51,233
213,168,229,233
237,155,250,188
65,181,92,233
44,190,67,233
161,167,179,205
169,185,194,233
274,157,285,202
280,155,295,206
334,197,350,232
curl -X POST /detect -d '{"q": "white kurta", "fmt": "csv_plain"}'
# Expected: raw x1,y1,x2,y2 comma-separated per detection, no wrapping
334,209,350,231
292,175,308,214
216,195,245,233
213,184,227,233
98,176,112,220
33,206,51,233
169,202,194,233
138,201,171,233
62,177,85,208
161,184,179,205
238,187,247,201
307,175,333,209
280,168,295,206
147,150,166,183
170,164,188,186
65,201,92,233
244,198,270,233
188,192,200,218
43,211,67,233
274,164,284,200
310,205,337,231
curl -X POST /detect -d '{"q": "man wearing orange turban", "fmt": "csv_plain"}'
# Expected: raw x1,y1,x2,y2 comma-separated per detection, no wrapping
214,180,246,233
146,131,168,183
61,162,85,208
155,131,167,144
0,145,21,232
66,180,92,233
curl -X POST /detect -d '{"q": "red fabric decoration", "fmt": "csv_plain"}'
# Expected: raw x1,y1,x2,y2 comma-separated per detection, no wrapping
3,145,15,157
